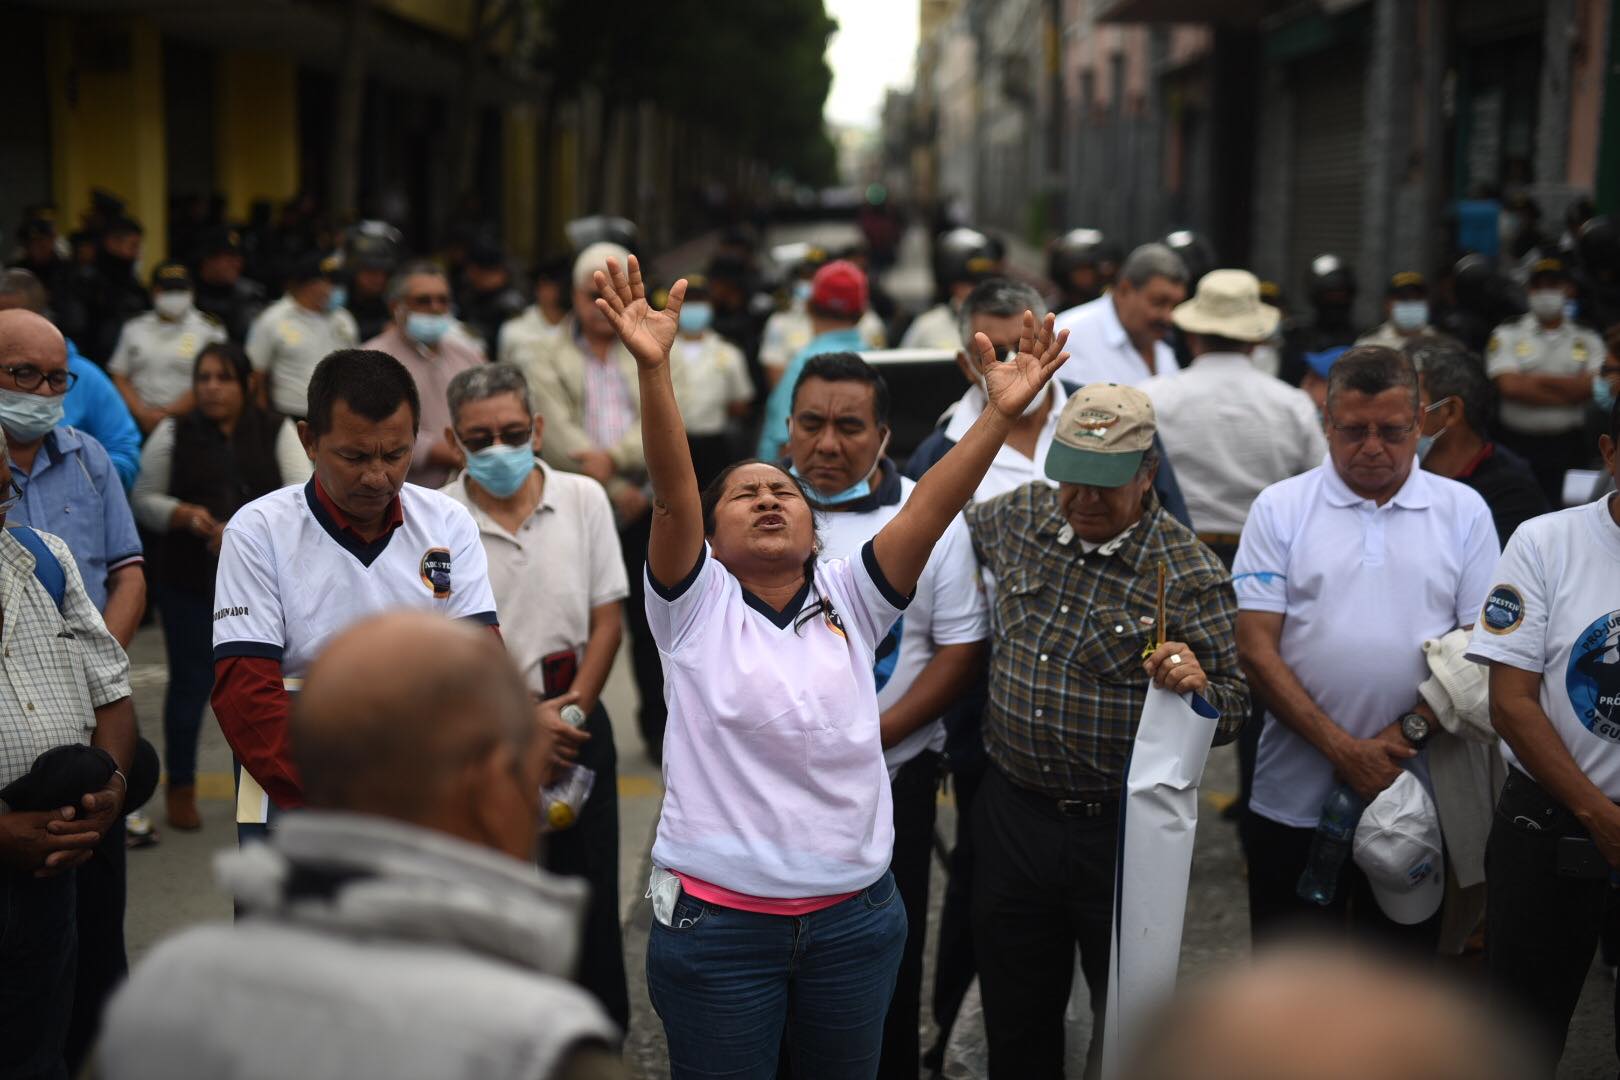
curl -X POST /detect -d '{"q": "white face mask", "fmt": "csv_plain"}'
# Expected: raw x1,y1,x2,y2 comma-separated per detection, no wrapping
1528,289,1567,322
1390,300,1429,333
154,291,192,320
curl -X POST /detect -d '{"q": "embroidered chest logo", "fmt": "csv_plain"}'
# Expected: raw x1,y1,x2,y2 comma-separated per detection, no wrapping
420,547,453,599
824,602,847,640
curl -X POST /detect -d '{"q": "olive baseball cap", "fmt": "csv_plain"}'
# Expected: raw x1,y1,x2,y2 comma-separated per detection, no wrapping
1044,383,1157,488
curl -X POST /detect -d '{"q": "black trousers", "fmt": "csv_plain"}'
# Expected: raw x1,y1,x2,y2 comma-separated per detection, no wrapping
64,818,125,1074
878,751,941,1080
618,512,666,758
0,869,76,1079
1500,427,1586,506
929,759,985,1057
541,703,629,1032
1242,809,1440,953
972,766,1117,1080
1486,767,1620,1075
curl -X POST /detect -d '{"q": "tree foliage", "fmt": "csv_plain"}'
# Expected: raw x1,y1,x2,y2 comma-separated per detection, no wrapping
535,0,838,186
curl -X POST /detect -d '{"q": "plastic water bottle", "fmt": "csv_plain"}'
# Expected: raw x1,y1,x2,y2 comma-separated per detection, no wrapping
539,704,595,832
1295,783,1367,905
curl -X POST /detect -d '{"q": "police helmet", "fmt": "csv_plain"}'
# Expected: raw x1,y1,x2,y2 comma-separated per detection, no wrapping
1161,230,1217,287
1307,253,1357,302
935,227,998,286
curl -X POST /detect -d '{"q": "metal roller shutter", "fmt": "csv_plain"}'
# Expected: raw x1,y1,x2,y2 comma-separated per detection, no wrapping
1286,45,1368,306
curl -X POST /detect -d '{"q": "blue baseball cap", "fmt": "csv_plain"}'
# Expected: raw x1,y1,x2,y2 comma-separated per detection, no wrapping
1306,345,1350,380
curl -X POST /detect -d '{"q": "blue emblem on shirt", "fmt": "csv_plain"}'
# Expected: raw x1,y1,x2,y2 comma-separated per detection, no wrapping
1567,610,1620,742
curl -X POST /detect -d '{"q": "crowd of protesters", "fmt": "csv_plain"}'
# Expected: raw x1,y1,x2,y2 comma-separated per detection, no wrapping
5,181,1620,1080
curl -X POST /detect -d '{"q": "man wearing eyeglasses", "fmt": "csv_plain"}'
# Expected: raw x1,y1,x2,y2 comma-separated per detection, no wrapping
361,261,484,489
439,361,630,1030
0,310,145,644
1234,345,1499,945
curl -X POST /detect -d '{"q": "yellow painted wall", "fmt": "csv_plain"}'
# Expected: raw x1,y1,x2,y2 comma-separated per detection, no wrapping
503,105,538,261
47,15,168,264
378,0,474,40
215,52,300,222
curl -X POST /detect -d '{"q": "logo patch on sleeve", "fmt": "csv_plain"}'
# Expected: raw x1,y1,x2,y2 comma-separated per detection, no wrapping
1481,584,1524,635
420,547,453,599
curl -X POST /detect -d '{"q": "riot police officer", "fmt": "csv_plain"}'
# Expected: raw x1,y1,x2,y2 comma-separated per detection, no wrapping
1575,216,1620,333
1280,253,1360,386
1047,227,1121,311
900,227,999,349
192,225,267,344
342,221,402,343
456,241,527,356
1439,254,1524,356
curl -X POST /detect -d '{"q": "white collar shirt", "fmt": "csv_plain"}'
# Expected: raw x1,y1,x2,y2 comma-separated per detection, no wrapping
1141,354,1328,535
497,306,565,368
441,462,628,696
1053,295,1179,388
107,308,227,409
1233,462,1499,826
943,380,1070,503
244,296,361,418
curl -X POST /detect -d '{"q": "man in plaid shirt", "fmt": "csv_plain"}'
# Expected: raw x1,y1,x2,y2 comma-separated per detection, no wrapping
964,383,1247,1078
0,438,135,1077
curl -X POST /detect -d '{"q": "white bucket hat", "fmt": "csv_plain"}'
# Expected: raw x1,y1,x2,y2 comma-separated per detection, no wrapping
1169,268,1281,343
1352,770,1445,925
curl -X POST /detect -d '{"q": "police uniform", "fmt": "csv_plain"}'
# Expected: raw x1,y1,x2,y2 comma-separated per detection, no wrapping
1486,312,1604,499
108,308,226,411
899,302,961,350
245,295,360,419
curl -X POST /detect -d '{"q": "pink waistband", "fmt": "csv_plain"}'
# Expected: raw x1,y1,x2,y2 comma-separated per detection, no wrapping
673,872,859,916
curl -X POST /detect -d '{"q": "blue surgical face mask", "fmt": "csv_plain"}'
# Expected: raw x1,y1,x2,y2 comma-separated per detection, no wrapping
679,302,714,334
327,285,348,312
461,442,535,497
789,430,890,506
792,280,813,304
0,386,65,442
405,311,453,347
1595,373,1616,414
1391,300,1429,333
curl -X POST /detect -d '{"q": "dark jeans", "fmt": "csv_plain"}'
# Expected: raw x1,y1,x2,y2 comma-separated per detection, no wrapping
647,872,906,1080
155,584,214,786
619,512,666,757
0,869,76,1080
930,759,985,1057
971,765,1118,1080
1486,766,1620,1074
879,751,941,1079
1242,809,1441,952
64,819,124,1075
540,703,628,1032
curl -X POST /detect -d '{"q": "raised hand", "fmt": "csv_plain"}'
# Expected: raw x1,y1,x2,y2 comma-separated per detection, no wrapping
972,311,1070,421
593,255,686,370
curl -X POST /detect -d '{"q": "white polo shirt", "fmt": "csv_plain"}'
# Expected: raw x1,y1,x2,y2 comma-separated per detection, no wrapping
941,381,1069,502
1233,462,1498,827
441,462,627,697
1468,498,1620,798
108,308,227,409
1053,294,1179,388
647,540,909,897
672,332,754,437
212,479,498,680
1142,354,1327,535
813,466,989,775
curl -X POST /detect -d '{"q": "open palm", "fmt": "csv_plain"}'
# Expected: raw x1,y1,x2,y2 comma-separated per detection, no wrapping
593,255,686,370
973,311,1070,420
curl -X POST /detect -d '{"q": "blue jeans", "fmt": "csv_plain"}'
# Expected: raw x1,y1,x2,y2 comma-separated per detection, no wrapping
155,585,214,786
647,871,906,1080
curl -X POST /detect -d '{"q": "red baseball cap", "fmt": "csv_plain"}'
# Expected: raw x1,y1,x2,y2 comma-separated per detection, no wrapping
810,259,868,317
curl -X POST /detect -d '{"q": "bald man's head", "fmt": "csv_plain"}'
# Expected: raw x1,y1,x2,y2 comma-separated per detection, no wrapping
292,611,544,859
0,308,66,369
1120,946,1536,1080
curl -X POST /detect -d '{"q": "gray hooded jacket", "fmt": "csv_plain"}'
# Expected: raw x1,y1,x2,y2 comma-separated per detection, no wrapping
99,811,618,1080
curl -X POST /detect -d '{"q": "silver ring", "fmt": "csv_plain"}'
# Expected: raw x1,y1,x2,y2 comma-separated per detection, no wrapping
1170,654,1183,666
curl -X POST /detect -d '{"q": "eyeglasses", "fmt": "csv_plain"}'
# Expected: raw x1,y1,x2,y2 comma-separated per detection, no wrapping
1328,421,1416,446
0,478,22,514
456,426,531,454
0,364,77,395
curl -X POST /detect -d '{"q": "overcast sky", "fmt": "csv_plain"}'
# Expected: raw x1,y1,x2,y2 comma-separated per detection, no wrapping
823,0,920,129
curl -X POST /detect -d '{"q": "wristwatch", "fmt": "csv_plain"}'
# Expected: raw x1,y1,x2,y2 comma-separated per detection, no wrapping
1399,711,1433,749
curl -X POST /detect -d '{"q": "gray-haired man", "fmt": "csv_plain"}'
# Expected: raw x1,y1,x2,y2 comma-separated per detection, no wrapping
1053,243,1189,387
439,362,630,1030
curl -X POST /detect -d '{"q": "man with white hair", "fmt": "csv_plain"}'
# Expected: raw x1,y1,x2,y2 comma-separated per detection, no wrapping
517,244,663,757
